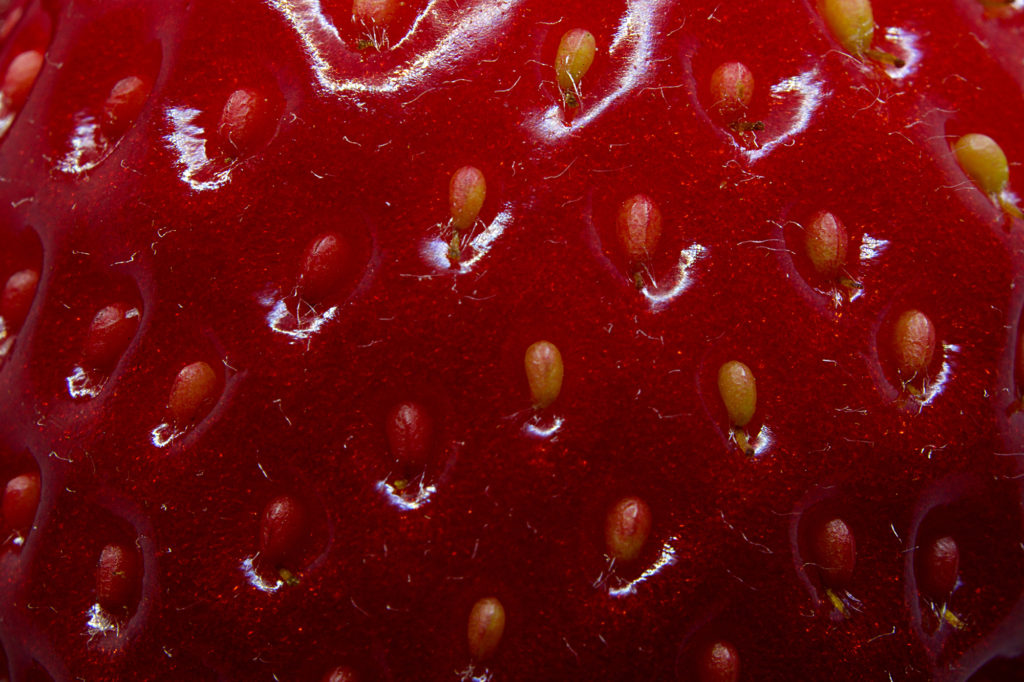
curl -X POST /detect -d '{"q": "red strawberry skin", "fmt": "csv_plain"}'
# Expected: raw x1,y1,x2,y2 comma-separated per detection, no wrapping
1,0,1024,680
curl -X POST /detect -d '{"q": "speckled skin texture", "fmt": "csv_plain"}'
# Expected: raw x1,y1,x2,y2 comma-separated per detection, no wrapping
0,0,1023,680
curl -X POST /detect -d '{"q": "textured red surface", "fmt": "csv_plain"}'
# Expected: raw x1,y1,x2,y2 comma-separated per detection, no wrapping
0,0,1023,680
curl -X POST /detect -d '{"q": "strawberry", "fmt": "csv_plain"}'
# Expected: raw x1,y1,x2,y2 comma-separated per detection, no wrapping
0,0,1023,680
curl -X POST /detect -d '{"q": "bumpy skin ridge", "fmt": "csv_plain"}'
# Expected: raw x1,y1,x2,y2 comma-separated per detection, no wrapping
0,0,1023,679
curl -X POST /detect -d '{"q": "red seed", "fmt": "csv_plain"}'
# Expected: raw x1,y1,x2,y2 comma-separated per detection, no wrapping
321,667,359,682
2,472,40,533
353,0,397,26
96,543,141,611
449,165,487,232
2,50,43,109
615,194,663,266
892,309,936,380
697,640,741,682
259,495,308,568
299,233,351,304
524,340,564,409
101,76,151,139
167,361,219,427
605,496,652,562
216,88,271,156
467,596,506,661
81,303,139,371
385,402,434,471
804,211,849,278
1,268,39,331
810,517,856,588
919,535,959,600
710,62,754,113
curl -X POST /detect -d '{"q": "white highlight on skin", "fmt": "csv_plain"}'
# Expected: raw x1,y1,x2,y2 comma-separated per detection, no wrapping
641,244,708,308
267,0,517,96
66,366,104,399
916,344,959,407
240,556,285,593
57,115,105,174
165,106,232,191
742,70,824,164
423,209,513,271
883,27,920,78
262,292,340,342
376,479,437,510
607,538,678,598
523,414,564,438
85,603,120,636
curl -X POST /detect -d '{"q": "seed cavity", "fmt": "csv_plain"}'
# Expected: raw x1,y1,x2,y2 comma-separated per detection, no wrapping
95,543,142,612
953,134,1021,218
259,495,308,581
810,517,856,589
81,303,139,372
167,361,219,428
616,194,662,287
605,496,652,563
1,268,39,332
892,309,935,384
467,596,506,662
299,233,350,305
555,29,596,109
101,76,151,140
2,472,40,534
524,340,564,409
817,0,903,67
386,401,434,476
1,50,44,111
717,361,756,454
697,640,740,682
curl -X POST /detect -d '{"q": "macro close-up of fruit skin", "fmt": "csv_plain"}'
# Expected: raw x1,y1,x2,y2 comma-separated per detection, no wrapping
1,0,1024,679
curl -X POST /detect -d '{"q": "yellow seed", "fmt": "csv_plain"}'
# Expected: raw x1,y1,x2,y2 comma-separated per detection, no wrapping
467,596,505,661
555,29,596,107
524,340,564,409
818,0,874,55
449,165,486,232
954,133,1010,196
717,361,756,428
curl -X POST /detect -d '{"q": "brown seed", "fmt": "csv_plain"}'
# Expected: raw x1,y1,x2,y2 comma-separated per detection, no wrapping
810,517,856,588
555,28,596,106
524,340,564,409
101,76,150,139
919,535,959,600
2,472,40,533
1,268,39,331
449,165,487,232
892,309,936,381
81,303,139,371
96,543,142,611
605,496,652,562
697,640,741,682
717,361,756,428
804,211,849,278
615,194,662,267
259,495,308,568
168,361,219,427
2,50,43,109
299,233,351,304
710,62,754,113
467,596,506,661
386,402,434,471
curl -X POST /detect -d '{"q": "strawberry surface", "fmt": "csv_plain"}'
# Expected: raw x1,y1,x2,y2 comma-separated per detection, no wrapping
0,0,1023,680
